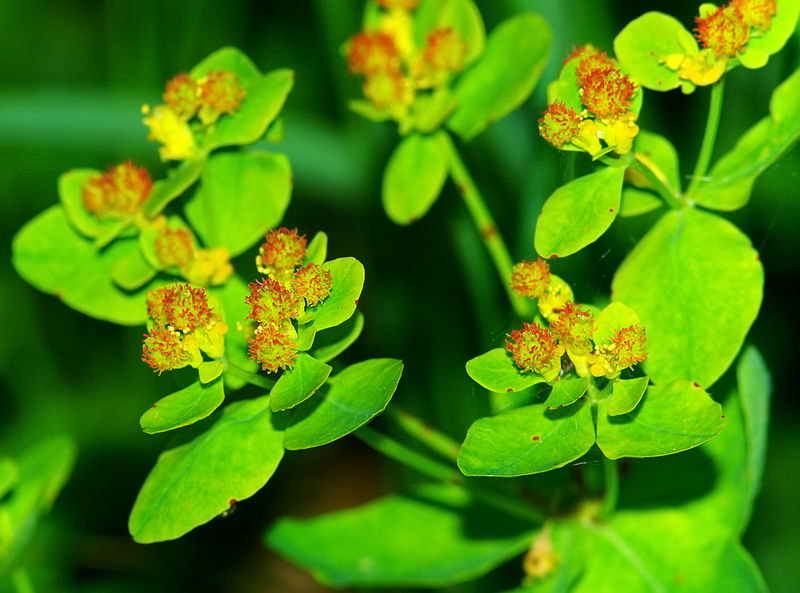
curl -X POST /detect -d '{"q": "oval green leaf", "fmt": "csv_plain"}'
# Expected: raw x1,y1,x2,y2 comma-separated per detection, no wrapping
110,245,157,291
414,0,485,66
546,375,589,409
619,188,662,218
593,301,640,345
448,13,551,140
58,168,105,238
140,378,225,434
265,483,536,588
534,166,625,259
311,311,365,363
607,376,649,416
303,231,328,266
12,206,156,325
298,257,365,331
129,395,284,543
458,400,595,477
596,380,725,459
283,358,403,450
185,151,291,256
736,345,771,503
611,208,763,388
382,131,449,225
466,348,547,393
270,352,332,412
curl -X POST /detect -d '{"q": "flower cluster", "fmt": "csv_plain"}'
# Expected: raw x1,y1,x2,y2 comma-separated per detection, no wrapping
663,0,777,87
506,258,647,381
141,283,228,374
539,46,640,157
142,69,247,161
82,161,152,221
247,228,332,373
346,1,467,120
152,219,232,286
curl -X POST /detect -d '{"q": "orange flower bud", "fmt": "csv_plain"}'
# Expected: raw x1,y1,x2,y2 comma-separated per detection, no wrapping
256,227,307,276
506,322,565,379
510,259,551,299
248,324,296,373
142,325,191,374
246,278,300,326
82,161,152,221
292,263,333,308
695,4,750,57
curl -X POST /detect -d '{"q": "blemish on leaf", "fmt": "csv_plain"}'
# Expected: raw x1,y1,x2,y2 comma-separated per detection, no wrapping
507,388,513,392
482,225,498,240
151,404,158,408
721,414,726,419
354,299,359,305
456,182,468,195
532,435,540,441
609,208,614,212
229,498,237,506
648,50,655,57
693,382,700,388
550,254,559,259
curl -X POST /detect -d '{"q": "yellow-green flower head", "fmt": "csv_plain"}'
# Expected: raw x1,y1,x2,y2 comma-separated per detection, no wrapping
154,225,195,270
506,322,565,382
196,70,247,124
579,64,637,120
538,101,584,149
163,72,201,120
411,27,468,88
695,3,751,57
246,277,300,327
347,31,402,77
82,161,152,221
248,324,296,373
510,258,551,299
292,263,333,308
141,325,191,374
146,284,216,333
734,0,777,31
589,323,648,379
548,301,595,354
376,0,419,9
256,227,307,278
142,104,197,161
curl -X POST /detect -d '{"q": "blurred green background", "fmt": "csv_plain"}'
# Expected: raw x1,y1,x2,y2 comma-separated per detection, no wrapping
1,1,798,591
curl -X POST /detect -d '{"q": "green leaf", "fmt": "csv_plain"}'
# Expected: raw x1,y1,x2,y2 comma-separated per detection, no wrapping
613,11,698,92
593,301,640,345
58,168,106,238
607,377,649,416
458,400,595,477
569,510,767,592
611,208,763,387
348,99,391,123
295,322,317,351
198,360,224,384
736,345,771,505
142,158,205,218
381,131,449,225
110,245,157,291
596,380,724,459
546,376,589,409
448,13,551,140
414,0,485,66
310,312,365,363
466,348,547,393
408,88,458,134
691,68,800,210
211,274,258,385
742,0,800,61
185,151,291,256
0,459,18,499
632,130,681,192
190,46,261,87
265,483,536,588
619,188,662,218
139,378,225,434
204,68,294,151
270,353,332,412
12,206,157,325
303,231,328,266
283,359,403,450
0,436,75,576
298,257,365,331
534,167,625,259
129,395,284,543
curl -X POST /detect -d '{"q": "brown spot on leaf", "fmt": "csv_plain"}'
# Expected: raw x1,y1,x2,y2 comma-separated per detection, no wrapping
354,299,359,305
532,435,540,441
693,382,700,388
507,388,513,392
482,225,498,240
229,498,237,506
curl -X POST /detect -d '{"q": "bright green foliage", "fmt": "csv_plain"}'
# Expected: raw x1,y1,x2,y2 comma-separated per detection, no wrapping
269,352,332,412
198,360,224,383
185,151,291,256
297,257,365,331
737,346,771,506
534,166,625,259
448,13,551,140
613,11,699,93
58,168,125,239
607,376,649,416
129,396,284,543
0,437,76,578
458,400,595,477
283,359,404,450
596,380,724,459
266,483,537,587
690,67,800,210
619,188,662,217
139,378,225,434
466,348,548,393
612,208,763,388
413,0,485,65
143,158,205,217
110,245,157,290
310,312,365,363
741,0,800,65
593,301,640,344
382,131,449,224
631,130,681,194
12,206,155,325
546,375,589,409
303,231,328,266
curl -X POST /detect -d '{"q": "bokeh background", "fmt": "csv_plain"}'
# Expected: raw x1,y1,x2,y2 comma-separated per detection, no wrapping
1,0,798,591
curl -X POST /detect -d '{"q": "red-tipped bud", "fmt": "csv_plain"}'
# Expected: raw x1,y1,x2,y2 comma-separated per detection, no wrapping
146,284,215,333
548,301,595,353
611,323,648,369
246,278,300,326
733,0,777,31
538,101,584,148
505,322,564,376
292,263,333,308
256,228,307,275
163,73,200,119
510,259,551,299
82,161,152,220
197,70,246,116
347,31,401,76
422,27,467,74
579,66,636,120
154,226,195,269
248,325,296,373
574,49,616,87
142,325,190,374
695,4,750,57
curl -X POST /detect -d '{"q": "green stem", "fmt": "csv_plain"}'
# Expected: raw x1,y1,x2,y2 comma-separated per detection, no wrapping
628,155,684,209
354,426,543,524
442,133,533,320
600,457,619,521
12,569,35,593
687,77,725,195
224,361,275,391
387,408,460,462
